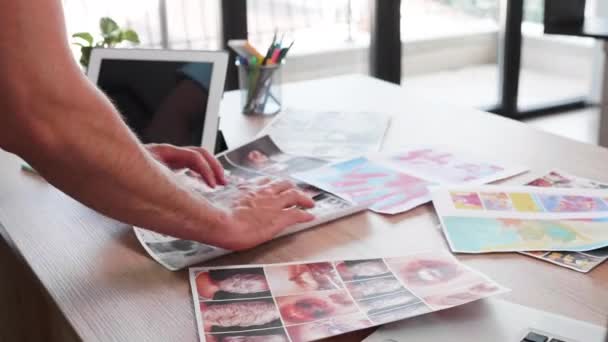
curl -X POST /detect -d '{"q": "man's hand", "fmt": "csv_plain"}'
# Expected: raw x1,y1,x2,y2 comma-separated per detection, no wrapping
214,180,315,250
146,144,226,188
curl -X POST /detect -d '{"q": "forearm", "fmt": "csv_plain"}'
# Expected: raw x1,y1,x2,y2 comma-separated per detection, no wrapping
12,78,227,242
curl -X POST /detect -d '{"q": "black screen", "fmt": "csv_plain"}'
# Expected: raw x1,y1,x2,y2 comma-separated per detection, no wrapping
97,59,214,146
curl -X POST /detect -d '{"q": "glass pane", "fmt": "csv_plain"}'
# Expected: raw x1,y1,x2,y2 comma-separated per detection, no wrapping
246,0,372,55
519,0,594,109
401,0,500,109
165,0,222,50
402,0,499,41
62,0,163,47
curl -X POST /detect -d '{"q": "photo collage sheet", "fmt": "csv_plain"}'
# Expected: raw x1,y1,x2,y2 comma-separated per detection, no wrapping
522,170,608,272
134,135,363,271
261,109,392,160
431,184,608,254
294,146,528,215
189,251,509,342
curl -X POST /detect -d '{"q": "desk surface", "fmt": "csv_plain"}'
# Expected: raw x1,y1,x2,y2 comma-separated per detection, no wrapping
1,75,607,341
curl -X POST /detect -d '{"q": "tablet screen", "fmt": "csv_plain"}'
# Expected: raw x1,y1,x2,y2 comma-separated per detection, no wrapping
97,59,214,146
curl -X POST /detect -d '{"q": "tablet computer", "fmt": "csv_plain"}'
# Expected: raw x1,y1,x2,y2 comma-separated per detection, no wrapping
88,48,228,152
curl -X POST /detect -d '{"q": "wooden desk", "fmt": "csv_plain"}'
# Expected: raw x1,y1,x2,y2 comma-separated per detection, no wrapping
1,75,607,341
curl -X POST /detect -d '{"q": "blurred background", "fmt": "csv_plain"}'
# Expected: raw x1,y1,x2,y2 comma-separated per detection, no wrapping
62,0,605,145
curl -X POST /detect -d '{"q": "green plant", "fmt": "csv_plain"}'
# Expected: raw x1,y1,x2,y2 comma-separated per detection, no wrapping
72,17,140,69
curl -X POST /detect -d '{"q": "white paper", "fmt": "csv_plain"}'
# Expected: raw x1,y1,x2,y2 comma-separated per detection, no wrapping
260,109,391,160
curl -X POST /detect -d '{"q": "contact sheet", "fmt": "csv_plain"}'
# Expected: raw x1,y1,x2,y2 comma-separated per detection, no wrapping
189,251,509,342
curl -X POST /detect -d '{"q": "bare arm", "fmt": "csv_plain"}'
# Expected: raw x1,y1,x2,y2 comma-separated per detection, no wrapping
0,0,314,250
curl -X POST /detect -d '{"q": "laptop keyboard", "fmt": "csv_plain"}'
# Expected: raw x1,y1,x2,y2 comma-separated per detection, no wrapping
521,331,568,342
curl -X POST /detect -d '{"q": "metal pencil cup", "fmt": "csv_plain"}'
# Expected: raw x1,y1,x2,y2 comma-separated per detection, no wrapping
236,61,282,115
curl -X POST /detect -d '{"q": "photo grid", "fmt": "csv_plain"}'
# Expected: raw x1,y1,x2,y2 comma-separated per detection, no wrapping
189,252,508,342
450,190,608,214
519,171,608,272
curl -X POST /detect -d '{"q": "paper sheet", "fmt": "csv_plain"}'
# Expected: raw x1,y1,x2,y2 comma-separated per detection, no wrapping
294,146,528,214
189,251,508,342
520,170,608,272
134,136,364,270
260,109,391,160
432,184,608,253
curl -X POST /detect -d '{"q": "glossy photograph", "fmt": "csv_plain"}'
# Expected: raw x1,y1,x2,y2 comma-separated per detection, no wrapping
285,313,373,342
194,267,271,301
386,252,506,310
205,328,289,342
344,276,406,300
334,259,392,282
276,289,358,325
200,298,282,333
264,262,342,297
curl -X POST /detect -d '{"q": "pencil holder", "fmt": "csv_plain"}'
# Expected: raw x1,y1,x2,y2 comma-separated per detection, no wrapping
236,61,282,115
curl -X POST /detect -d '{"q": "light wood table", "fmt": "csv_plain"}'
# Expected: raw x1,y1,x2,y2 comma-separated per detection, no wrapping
1,75,607,341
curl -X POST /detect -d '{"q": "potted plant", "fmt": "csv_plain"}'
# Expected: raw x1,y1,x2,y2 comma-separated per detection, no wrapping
71,17,140,69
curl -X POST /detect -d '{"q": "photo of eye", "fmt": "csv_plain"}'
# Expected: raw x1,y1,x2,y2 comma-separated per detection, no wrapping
334,259,392,282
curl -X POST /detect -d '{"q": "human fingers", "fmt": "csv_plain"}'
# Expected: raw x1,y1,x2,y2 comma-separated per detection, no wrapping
276,189,315,209
259,179,295,195
274,208,315,229
173,148,217,187
187,147,227,185
255,177,274,186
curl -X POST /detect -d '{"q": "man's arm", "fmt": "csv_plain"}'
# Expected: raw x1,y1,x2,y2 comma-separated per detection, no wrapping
0,0,314,250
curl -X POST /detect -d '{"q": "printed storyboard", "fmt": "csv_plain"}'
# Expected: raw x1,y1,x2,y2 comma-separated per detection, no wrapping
189,251,508,342
431,185,608,253
294,146,527,215
521,170,608,272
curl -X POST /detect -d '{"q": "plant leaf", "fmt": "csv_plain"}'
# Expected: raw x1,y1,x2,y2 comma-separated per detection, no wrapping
72,32,93,45
99,17,119,36
121,29,140,44
80,46,92,69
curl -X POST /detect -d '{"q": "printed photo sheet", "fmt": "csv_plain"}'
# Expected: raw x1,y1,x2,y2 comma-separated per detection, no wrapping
431,185,608,253
134,136,364,271
189,251,508,342
294,147,527,215
260,109,391,160
521,170,608,272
